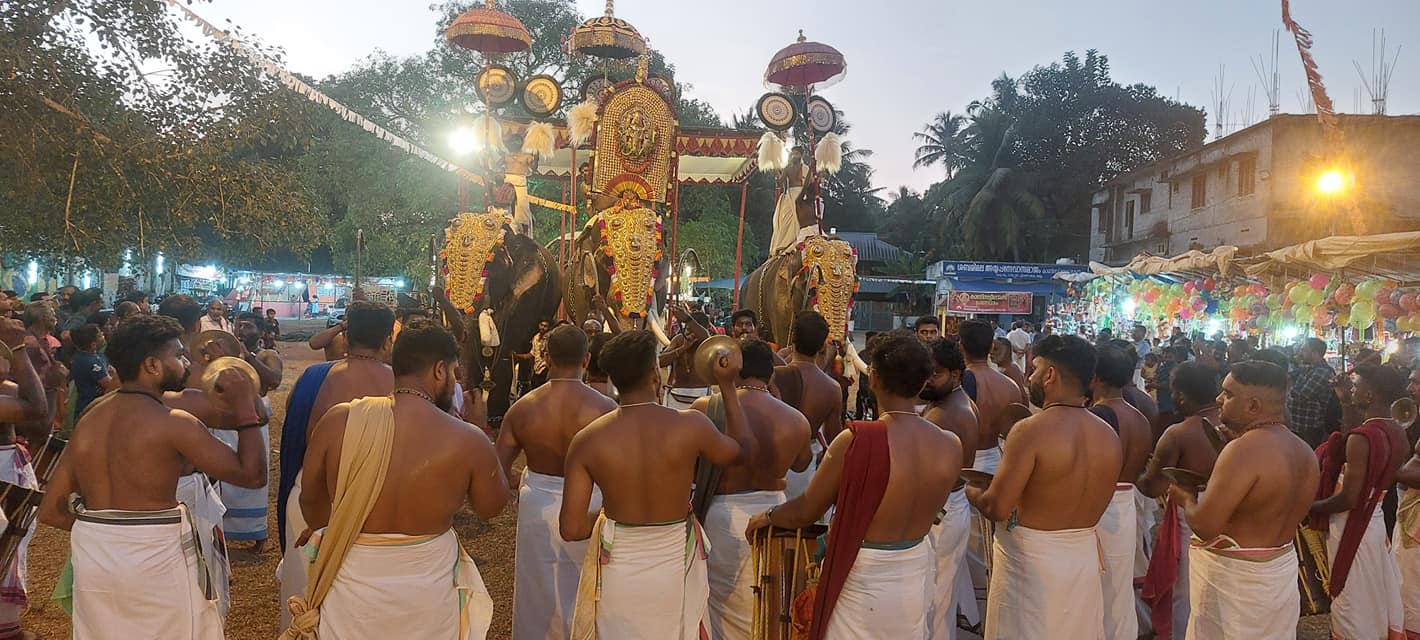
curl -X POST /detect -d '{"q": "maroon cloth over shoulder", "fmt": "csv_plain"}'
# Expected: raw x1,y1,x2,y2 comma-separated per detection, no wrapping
807,420,892,640
1310,418,1393,597
1142,494,1182,638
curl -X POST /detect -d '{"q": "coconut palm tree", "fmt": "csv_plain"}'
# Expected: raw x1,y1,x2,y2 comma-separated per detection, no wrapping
912,111,967,174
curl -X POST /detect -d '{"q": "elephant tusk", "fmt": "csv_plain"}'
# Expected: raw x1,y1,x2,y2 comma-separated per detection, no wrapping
646,307,673,347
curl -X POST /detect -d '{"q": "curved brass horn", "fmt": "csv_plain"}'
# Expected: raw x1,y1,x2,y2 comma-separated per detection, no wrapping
692,334,741,384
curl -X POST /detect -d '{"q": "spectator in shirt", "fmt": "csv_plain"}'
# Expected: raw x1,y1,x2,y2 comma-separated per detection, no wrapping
197,299,233,334
69,323,116,418
263,308,281,349
1288,337,1338,447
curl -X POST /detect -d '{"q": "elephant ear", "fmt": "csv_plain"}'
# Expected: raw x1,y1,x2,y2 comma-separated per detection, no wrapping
510,255,546,300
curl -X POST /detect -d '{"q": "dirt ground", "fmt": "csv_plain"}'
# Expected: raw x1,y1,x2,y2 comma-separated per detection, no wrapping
17,328,1331,639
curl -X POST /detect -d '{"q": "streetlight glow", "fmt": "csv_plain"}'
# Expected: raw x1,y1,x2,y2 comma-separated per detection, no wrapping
1317,169,1347,194
449,127,480,156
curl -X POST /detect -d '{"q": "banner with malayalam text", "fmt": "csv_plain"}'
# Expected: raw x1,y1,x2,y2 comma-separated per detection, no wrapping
946,291,1033,314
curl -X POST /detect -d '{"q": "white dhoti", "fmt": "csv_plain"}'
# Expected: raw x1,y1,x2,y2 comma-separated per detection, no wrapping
0,445,36,639
1327,509,1405,640
768,186,806,255
1099,485,1139,640
514,470,601,640
573,516,710,639
214,426,270,543
70,503,223,639
1186,537,1296,639
665,387,712,411
1134,488,1162,636
822,539,931,638
314,529,492,639
176,472,229,619
1394,488,1420,638
966,445,1002,616
784,438,823,500
928,488,974,639
278,470,307,633
985,524,1104,640
705,491,785,640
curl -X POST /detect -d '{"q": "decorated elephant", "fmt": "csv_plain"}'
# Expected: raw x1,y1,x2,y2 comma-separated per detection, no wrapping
434,209,562,421
740,232,858,348
562,194,673,343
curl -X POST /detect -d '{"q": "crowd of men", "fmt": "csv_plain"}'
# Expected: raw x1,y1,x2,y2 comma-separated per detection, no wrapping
5,282,1420,639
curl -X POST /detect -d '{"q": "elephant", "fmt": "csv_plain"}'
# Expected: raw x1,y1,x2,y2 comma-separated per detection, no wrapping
562,199,673,344
740,232,858,349
434,216,562,422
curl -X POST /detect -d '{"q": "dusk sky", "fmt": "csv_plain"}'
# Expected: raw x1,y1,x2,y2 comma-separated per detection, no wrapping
197,0,1420,194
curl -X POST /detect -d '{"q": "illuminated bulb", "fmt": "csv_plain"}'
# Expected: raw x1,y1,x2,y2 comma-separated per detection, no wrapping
1317,170,1346,194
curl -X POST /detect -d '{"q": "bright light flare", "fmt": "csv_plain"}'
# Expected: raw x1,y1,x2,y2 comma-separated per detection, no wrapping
1317,170,1347,194
1120,298,1137,316
448,127,480,156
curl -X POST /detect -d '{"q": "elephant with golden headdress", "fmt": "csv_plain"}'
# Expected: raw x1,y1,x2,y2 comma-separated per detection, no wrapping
562,193,673,343
740,230,858,349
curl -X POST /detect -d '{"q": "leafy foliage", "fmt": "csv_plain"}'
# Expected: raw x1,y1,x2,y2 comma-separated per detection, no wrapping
895,51,1206,263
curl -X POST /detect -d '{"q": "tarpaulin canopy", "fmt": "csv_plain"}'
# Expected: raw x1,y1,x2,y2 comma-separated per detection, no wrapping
1241,231,1420,284
1089,246,1239,278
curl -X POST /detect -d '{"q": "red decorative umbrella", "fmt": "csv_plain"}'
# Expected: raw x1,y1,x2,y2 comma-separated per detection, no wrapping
571,0,646,60
445,0,531,55
764,30,846,90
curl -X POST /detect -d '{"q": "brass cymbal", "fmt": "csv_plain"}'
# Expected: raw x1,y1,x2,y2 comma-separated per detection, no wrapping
692,334,741,383
188,330,242,363
200,356,261,399
961,469,994,486
1200,416,1227,453
1162,466,1207,490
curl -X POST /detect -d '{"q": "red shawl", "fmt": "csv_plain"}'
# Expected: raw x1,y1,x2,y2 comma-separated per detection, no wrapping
1142,495,1182,638
806,420,891,640
1311,418,1393,597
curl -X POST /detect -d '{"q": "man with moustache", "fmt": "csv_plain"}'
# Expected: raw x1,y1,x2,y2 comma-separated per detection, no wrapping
772,312,843,499
496,325,616,640
38,315,265,639
920,338,979,639
211,312,283,552
1169,361,1318,638
967,334,1121,639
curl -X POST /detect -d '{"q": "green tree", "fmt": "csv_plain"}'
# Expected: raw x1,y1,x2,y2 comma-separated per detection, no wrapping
912,111,967,174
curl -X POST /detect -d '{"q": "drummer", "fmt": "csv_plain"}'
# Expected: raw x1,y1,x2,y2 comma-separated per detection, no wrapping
37,314,266,639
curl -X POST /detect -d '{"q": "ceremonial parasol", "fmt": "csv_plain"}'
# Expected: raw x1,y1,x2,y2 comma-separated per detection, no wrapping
764,30,846,91
444,0,532,55
571,0,647,60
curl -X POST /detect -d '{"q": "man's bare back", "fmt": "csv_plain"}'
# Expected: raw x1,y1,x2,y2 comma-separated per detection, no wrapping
923,388,978,470
497,379,616,477
692,388,810,494
1178,424,1318,548
967,362,1021,451
863,416,961,542
1137,409,1221,498
975,406,1121,530
566,406,735,526
773,360,842,443
307,359,395,438
302,397,506,536
1096,397,1152,483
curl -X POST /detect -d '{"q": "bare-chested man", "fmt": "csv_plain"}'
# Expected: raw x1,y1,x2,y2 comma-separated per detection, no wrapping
308,317,349,361
17,301,65,446
1310,364,1409,639
1168,361,1318,639
771,311,843,498
560,330,753,638
1395,367,1420,639
659,307,712,409
1090,342,1154,640
37,315,265,639
689,338,810,640
1135,361,1221,638
967,334,1121,639
287,321,505,638
920,337,979,638
748,331,960,638
496,325,616,640
0,320,50,640
275,300,395,632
